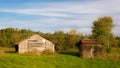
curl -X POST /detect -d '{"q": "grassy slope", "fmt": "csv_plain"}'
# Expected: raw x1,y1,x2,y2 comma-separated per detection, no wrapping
0,47,120,68
0,54,120,68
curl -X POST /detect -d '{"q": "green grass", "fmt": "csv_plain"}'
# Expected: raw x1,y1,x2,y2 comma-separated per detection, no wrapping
0,47,120,68
0,53,119,68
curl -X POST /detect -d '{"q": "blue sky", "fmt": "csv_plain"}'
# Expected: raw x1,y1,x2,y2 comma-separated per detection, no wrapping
0,0,120,36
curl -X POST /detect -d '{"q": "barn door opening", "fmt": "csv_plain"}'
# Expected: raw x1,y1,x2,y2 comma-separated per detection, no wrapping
15,45,18,52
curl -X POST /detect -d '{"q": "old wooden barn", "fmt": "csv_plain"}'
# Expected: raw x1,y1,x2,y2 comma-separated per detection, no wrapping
14,34,55,53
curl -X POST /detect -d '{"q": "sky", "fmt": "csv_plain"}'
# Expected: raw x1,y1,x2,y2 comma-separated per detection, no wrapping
0,0,120,36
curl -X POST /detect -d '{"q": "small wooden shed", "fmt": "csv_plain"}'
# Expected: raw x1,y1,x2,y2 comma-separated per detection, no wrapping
79,40,103,58
15,34,55,53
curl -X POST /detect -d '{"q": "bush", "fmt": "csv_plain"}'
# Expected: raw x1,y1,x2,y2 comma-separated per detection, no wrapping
24,50,41,56
20,49,54,56
42,49,54,55
106,48,111,54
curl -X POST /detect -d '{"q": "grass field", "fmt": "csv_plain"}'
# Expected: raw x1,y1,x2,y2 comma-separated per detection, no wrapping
0,47,120,68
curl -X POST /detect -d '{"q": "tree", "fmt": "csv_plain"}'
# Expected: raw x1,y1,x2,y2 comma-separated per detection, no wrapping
53,31,67,51
67,29,82,49
0,28,35,47
91,16,115,47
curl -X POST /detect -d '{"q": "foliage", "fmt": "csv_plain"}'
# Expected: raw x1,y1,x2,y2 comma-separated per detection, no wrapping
116,37,120,47
39,29,83,52
0,28,84,52
106,48,111,54
67,29,82,49
0,26,119,53
107,48,120,58
42,49,54,55
21,50,55,56
91,16,117,47
0,28,35,47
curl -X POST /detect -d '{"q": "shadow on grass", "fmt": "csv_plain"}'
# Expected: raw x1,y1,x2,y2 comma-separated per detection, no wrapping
60,51,79,57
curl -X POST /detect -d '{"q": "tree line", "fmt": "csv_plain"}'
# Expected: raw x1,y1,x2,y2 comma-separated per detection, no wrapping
0,28,86,51
0,16,119,52
0,28,34,47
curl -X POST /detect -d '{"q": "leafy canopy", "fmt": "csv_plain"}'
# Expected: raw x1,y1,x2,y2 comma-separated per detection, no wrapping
91,16,115,46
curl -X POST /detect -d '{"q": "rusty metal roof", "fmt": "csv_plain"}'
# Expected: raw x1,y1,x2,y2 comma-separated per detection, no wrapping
80,40,102,44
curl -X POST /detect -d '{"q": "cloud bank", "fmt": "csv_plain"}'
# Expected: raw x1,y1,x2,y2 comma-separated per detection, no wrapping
0,0,120,36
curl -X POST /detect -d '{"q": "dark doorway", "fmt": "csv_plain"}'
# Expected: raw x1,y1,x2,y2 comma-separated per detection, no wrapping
15,45,18,52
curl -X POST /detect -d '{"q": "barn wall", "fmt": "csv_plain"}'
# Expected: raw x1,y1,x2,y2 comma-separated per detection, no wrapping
45,41,55,52
18,39,28,53
18,34,55,53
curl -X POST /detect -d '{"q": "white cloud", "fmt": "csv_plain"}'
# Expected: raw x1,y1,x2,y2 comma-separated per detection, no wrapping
0,0,120,35
0,0,119,17
112,26,120,36
78,28,92,35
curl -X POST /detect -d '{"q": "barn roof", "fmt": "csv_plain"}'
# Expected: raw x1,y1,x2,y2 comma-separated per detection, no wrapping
80,40,102,44
14,34,54,45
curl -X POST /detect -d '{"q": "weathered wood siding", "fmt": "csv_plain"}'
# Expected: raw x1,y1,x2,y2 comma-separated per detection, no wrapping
18,34,55,53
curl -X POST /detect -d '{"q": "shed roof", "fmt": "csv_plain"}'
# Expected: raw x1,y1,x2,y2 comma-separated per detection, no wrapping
80,40,102,44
